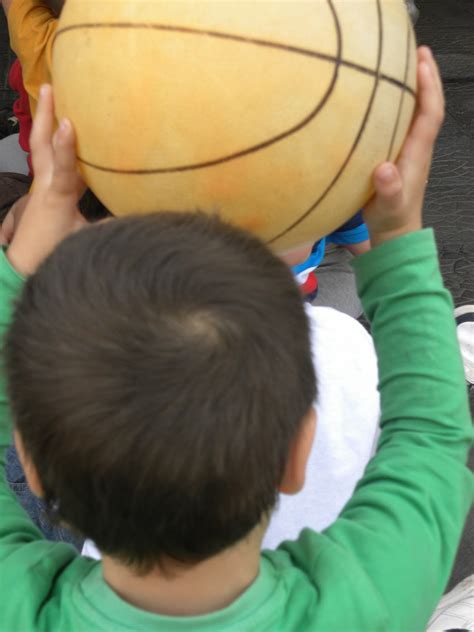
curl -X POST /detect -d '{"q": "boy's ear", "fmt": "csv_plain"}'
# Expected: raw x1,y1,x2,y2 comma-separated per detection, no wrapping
13,430,45,498
278,407,317,495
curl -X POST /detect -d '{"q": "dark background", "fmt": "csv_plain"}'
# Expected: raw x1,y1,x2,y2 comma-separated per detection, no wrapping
0,0,472,590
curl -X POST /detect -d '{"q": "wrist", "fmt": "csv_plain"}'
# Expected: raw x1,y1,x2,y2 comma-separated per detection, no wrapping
7,243,39,277
368,221,423,248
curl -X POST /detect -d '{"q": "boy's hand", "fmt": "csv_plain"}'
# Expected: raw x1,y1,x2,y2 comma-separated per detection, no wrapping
7,84,86,276
363,46,445,247
0,194,30,246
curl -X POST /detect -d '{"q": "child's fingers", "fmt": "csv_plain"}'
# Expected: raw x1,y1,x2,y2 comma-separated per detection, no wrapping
413,75,442,143
397,50,444,175
417,50,445,135
420,46,444,107
372,163,403,208
419,51,445,124
29,84,55,173
362,162,404,232
50,118,80,197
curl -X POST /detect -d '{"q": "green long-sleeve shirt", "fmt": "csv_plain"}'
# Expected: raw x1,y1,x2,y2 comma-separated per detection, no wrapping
0,230,472,631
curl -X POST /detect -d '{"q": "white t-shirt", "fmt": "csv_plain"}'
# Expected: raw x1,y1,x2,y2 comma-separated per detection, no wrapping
82,305,380,559
263,304,380,548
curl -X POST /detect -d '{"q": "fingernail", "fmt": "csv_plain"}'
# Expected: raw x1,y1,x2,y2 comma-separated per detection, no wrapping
39,84,48,97
379,164,395,182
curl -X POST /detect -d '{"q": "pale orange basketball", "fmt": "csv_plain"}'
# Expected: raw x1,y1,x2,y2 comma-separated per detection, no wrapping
52,0,416,253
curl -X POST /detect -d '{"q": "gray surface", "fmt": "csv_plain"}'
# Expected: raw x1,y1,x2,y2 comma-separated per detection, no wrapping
312,246,363,319
416,0,474,308
0,133,28,174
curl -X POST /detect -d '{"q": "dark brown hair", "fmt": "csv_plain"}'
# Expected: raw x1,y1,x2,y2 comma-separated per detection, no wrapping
5,212,316,569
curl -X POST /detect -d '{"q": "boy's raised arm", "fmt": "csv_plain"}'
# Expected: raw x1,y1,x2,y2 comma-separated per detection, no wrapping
283,47,473,631
334,47,472,624
7,85,85,275
0,86,84,553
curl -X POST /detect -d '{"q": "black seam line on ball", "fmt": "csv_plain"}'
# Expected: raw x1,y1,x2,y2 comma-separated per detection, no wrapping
387,15,412,161
71,9,343,176
77,40,339,175
55,21,415,98
55,21,416,172
268,0,383,245
55,22,416,98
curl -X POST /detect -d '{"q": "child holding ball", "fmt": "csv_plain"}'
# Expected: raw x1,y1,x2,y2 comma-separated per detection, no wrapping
0,47,472,631
1,0,383,551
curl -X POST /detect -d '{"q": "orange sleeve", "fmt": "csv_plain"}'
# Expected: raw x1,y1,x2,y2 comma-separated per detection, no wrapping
7,0,57,116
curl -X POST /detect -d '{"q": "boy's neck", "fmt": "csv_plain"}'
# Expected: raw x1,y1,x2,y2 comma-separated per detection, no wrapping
102,524,265,617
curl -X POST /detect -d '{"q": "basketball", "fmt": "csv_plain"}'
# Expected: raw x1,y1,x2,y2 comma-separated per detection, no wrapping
52,0,416,253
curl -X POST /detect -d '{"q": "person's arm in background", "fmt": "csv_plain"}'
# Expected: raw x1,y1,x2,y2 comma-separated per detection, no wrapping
7,85,85,275
344,239,370,256
2,0,62,116
0,87,86,618
327,47,473,626
328,210,371,256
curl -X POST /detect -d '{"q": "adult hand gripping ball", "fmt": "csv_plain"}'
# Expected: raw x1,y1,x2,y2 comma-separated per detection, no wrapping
52,0,416,254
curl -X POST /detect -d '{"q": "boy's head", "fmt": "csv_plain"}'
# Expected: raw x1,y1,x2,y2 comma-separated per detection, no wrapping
6,212,316,570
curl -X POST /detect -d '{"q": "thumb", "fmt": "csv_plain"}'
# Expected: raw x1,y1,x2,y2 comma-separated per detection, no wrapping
372,162,403,209
51,118,81,198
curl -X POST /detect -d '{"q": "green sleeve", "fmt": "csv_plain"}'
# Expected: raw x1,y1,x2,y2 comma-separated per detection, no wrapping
0,249,52,546
0,247,25,467
332,229,472,626
285,230,473,631
0,250,90,631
